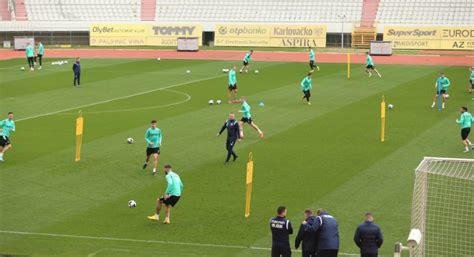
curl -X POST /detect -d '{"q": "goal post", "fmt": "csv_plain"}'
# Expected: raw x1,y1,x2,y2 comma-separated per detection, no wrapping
405,157,474,257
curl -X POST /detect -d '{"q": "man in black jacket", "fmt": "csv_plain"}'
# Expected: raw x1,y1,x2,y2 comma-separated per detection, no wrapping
270,206,293,257
295,209,318,257
217,112,241,163
303,208,339,257
72,57,81,87
354,212,383,257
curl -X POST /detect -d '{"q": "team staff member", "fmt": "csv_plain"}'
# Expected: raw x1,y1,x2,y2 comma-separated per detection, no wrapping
143,120,162,175
308,47,319,72
35,41,44,70
0,112,16,162
431,73,450,109
456,106,473,153
217,113,241,163
295,209,318,257
303,208,340,257
148,165,183,224
300,73,313,105
354,212,384,257
270,206,293,257
228,65,238,103
72,57,81,86
25,43,35,71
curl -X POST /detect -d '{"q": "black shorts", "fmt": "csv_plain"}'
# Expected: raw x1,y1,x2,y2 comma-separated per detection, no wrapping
228,84,237,91
241,117,253,124
470,79,474,87
243,61,249,66
436,89,447,95
309,60,316,69
303,89,311,97
0,136,10,147
461,128,471,140
366,64,374,69
160,195,180,207
146,147,160,156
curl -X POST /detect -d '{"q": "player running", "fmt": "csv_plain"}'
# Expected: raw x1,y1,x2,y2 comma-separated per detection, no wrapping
365,52,381,78
240,50,253,73
148,164,183,224
469,66,474,93
0,112,16,162
217,112,241,163
301,73,313,105
25,43,35,71
228,65,238,103
238,97,264,139
143,120,162,175
308,47,319,72
35,41,44,70
431,73,450,109
456,106,473,153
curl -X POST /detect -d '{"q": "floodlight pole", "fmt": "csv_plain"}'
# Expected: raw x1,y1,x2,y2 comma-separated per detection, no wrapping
338,14,347,48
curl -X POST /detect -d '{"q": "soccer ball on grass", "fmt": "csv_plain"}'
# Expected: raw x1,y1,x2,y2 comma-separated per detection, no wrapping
388,104,394,110
127,138,134,144
128,200,137,208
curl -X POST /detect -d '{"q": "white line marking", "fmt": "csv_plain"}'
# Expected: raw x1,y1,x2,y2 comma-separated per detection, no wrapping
87,248,130,257
0,230,360,256
15,74,224,122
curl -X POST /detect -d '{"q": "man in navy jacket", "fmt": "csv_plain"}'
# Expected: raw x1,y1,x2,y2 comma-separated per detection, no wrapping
303,208,339,257
354,213,384,257
72,57,81,86
295,209,318,257
270,206,293,257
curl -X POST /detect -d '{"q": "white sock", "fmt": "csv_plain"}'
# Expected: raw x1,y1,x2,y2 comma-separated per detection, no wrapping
442,103,445,108
431,102,436,107
153,168,156,173
0,153,3,158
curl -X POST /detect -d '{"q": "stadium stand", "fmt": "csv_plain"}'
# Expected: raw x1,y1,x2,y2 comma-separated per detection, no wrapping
360,0,380,27
0,0,12,21
377,0,474,25
141,0,156,21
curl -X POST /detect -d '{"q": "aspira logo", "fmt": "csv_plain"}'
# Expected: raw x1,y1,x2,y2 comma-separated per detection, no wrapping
386,29,437,38
152,26,197,36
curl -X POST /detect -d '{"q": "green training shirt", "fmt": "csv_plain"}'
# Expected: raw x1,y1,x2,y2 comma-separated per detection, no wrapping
241,101,251,118
301,77,312,91
309,49,315,61
457,112,473,129
165,171,183,196
145,127,162,148
26,45,34,58
436,77,450,91
0,119,15,137
366,55,374,66
243,53,251,62
228,69,237,85
38,43,44,55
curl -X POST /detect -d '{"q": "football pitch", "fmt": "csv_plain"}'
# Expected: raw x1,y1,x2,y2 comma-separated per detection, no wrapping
0,57,471,257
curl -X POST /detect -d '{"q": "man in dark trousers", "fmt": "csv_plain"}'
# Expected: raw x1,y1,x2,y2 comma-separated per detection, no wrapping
217,112,241,163
270,206,293,257
354,212,384,257
72,57,81,86
303,208,339,257
295,209,318,257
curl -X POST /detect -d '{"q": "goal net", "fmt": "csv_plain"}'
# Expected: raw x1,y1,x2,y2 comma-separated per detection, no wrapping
410,157,474,257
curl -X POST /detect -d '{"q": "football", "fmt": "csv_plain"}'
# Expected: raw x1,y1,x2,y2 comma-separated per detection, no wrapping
216,100,222,105
128,200,137,208
255,70,259,73
388,104,394,109
208,100,214,105
21,67,25,71
127,138,134,144
186,70,191,73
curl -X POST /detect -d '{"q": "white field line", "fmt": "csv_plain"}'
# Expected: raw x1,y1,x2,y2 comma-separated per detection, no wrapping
0,230,360,256
15,74,224,122
87,248,130,257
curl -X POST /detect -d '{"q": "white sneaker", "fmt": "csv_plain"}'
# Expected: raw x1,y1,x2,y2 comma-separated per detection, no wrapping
38,66,42,70
368,73,372,78
316,66,320,71
378,73,382,78
464,148,470,153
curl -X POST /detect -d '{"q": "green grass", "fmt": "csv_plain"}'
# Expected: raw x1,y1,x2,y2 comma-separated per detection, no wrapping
0,57,472,257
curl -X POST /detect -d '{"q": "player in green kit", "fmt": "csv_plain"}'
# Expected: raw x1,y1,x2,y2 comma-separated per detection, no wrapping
240,50,253,73
469,66,474,93
228,65,238,103
148,164,183,224
0,112,16,162
143,120,162,175
35,41,44,70
301,73,313,105
238,97,264,139
308,47,319,72
456,106,474,153
365,52,381,78
25,43,35,71
431,73,450,109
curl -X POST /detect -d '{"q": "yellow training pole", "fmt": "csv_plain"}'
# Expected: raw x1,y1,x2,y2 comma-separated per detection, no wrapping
245,152,254,218
347,51,351,79
75,111,84,161
381,96,386,143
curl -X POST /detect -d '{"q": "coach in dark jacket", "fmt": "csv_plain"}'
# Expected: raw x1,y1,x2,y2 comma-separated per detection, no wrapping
72,57,81,86
303,208,339,257
354,213,383,257
295,209,318,257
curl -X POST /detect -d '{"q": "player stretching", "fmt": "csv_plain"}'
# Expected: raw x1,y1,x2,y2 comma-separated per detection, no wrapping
456,106,473,153
240,50,253,73
308,47,319,72
228,65,238,103
238,97,264,139
148,164,183,224
431,73,450,109
35,41,44,70
143,120,162,175
0,112,16,162
25,43,35,71
365,52,381,78
217,112,241,163
301,73,313,105
469,66,474,93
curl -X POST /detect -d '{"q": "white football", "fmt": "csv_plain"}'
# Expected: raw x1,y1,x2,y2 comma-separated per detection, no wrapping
186,70,191,73
216,100,222,105
128,200,137,208
127,137,134,144
222,68,229,73
157,58,161,61
255,70,259,73
21,67,25,71
445,94,449,98
208,100,214,105
388,104,394,109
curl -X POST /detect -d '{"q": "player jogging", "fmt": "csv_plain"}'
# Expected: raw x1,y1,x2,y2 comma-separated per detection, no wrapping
365,52,381,78
148,164,183,224
309,47,319,72
469,66,474,93
25,43,35,71
35,41,44,70
0,112,16,162
238,97,264,139
431,73,450,109
228,65,238,103
301,73,313,105
143,120,162,175
456,106,473,153
217,112,241,163
240,50,253,73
